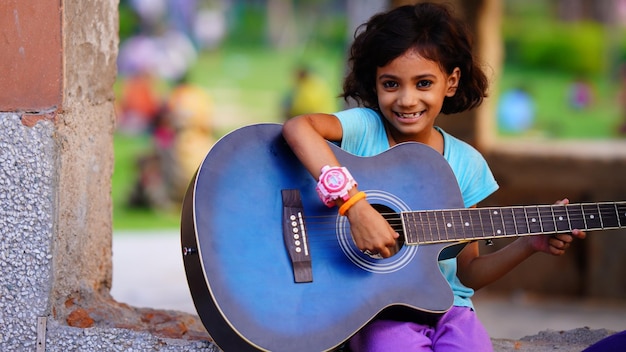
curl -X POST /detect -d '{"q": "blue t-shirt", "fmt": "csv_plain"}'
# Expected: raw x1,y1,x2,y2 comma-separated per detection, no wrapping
334,107,499,309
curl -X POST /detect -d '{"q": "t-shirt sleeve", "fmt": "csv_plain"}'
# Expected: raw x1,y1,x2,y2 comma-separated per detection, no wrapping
334,108,388,156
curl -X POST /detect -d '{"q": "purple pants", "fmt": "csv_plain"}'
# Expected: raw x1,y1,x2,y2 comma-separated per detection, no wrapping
583,330,626,351
348,306,493,352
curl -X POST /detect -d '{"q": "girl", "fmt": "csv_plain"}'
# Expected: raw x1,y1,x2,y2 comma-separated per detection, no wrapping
282,3,585,351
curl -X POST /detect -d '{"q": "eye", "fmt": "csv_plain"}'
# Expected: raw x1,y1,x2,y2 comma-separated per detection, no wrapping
381,80,399,89
416,80,432,88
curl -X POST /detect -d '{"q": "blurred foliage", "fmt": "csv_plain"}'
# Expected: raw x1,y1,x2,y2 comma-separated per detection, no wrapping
502,0,626,77
222,1,347,50
503,19,609,76
118,0,140,42
499,0,623,140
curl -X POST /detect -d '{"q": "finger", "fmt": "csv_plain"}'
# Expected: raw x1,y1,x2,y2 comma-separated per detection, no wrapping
379,247,392,258
551,247,566,256
555,198,569,205
571,229,587,239
550,236,569,250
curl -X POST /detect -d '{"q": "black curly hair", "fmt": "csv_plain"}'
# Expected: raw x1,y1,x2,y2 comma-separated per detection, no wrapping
341,2,488,115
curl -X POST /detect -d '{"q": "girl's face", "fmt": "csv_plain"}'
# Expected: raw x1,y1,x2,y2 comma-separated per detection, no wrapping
376,50,460,145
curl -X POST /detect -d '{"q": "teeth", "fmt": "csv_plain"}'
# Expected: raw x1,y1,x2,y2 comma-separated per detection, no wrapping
398,112,421,118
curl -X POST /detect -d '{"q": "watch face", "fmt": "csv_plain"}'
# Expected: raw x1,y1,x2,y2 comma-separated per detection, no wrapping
323,169,347,191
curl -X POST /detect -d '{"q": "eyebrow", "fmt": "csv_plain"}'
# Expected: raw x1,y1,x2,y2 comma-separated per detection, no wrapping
377,73,437,81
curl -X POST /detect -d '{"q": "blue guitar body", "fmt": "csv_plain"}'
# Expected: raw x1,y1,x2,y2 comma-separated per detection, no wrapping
181,124,466,352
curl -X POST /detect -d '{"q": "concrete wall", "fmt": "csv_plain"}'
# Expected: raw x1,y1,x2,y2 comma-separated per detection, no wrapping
0,0,216,350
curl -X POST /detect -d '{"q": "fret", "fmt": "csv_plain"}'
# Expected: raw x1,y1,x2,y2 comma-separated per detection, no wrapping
512,207,529,234
401,212,417,244
468,209,483,240
426,211,441,242
459,209,475,239
400,212,414,243
599,203,620,229
442,209,464,241
525,206,543,234
553,205,570,232
618,203,626,227
478,208,496,239
501,207,518,236
489,208,505,237
566,204,585,230
420,212,434,242
416,211,427,243
437,211,450,241
416,211,432,242
537,205,556,233
581,204,601,230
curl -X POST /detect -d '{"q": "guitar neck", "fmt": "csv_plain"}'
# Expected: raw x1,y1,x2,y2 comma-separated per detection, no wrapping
403,202,626,245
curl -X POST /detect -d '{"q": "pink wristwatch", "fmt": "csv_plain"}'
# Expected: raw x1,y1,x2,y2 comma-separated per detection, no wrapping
315,166,357,207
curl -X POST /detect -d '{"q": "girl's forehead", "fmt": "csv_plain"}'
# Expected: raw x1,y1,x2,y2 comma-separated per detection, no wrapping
380,51,446,75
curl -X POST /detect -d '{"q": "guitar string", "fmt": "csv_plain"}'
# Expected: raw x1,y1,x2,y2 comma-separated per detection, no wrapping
303,210,620,229
302,207,624,228
298,208,624,246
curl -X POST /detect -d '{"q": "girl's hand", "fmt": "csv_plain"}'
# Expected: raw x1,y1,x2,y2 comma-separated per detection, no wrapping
528,198,587,255
344,200,399,258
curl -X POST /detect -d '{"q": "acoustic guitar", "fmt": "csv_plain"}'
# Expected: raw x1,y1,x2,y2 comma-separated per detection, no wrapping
180,123,625,352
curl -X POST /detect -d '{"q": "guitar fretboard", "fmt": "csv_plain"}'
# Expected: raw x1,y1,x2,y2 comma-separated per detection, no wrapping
402,202,626,245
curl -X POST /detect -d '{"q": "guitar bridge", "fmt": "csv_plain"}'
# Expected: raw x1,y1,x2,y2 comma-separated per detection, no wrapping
282,189,313,283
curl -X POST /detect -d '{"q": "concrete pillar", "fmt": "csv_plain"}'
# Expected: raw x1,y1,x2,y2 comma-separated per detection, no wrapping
1,1,213,349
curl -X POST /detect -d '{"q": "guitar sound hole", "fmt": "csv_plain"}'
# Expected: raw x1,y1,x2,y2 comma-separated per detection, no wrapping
366,204,405,257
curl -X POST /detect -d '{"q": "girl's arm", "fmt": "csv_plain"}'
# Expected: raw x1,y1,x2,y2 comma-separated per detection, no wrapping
282,113,344,177
456,199,586,290
283,114,399,257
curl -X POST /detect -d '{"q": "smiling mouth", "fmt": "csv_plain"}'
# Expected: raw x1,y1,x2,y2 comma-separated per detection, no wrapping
395,111,424,119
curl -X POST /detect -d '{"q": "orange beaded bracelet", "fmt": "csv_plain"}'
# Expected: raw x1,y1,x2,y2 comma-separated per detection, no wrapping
338,191,367,216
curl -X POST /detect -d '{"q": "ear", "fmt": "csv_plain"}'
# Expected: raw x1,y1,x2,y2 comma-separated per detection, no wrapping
446,67,461,97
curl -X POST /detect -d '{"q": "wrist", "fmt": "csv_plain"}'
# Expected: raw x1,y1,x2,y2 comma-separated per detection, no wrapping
315,165,357,207
515,236,540,256
338,191,367,216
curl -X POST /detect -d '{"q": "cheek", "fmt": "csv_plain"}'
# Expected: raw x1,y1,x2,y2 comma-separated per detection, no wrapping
376,91,395,107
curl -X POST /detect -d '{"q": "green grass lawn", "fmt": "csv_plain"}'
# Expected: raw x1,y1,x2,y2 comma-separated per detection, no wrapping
112,47,623,230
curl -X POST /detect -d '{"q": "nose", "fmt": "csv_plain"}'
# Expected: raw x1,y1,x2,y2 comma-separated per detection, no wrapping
397,88,418,107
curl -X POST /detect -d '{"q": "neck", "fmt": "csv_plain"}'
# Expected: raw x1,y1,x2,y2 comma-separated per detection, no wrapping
385,123,443,154
401,201,626,245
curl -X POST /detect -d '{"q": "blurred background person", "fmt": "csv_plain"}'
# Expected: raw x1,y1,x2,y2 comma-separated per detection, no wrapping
116,69,163,135
128,75,214,211
568,75,594,110
162,75,215,204
282,66,338,120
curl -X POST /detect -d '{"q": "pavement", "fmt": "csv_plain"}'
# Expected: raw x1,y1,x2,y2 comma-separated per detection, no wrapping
111,230,626,341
